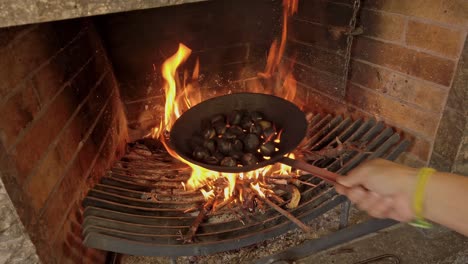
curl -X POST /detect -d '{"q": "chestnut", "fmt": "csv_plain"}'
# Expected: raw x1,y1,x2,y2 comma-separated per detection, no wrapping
228,110,242,125
217,139,232,155
260,141,276,156
202,127,216,140
203,139,216,154
211,114,225,124
232,139,244,151
263,127,276,139
220,157,237,167
259,120,272,130
243,133,260,152
241,153,258,166
213,122,227,135
250,111,263,121
193,147,209,161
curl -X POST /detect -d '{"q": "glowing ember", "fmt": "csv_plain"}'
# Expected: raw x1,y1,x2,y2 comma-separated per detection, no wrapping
152,0,301,203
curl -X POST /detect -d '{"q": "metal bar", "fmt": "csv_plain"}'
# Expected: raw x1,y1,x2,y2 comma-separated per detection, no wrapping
83,196,347,256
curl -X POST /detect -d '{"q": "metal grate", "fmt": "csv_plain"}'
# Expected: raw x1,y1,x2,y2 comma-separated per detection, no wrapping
82,114,409,256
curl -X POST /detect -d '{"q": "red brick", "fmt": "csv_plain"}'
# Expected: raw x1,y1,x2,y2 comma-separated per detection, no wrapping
294,63,344,98
406,20,465,59
0,25,59,100
286,40,346,75
14,88,75,183
40,160,84,240
296,0,353,27
346,83,440,138
350,60,448,113
289,18,347,52
406,135,432,162
302,83,349,115
0,82,41,149
352,37,456,86
360,9,406,41
363,0,468,27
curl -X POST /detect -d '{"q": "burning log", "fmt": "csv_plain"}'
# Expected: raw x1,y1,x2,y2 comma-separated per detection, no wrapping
183,197,215,243
260,195,311,234
211,196,235,213
266,177,317,188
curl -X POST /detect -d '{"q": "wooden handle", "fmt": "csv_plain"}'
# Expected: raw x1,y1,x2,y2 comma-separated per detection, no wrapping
280,157,340,184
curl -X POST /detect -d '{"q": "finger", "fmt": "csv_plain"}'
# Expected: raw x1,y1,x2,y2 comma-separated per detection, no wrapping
335,184,347,195
337,167,369,187
345,186,367,204
367,196,393,219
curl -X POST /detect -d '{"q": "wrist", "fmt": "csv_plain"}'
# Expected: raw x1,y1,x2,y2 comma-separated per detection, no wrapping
409,167,436,228
401,166,419,197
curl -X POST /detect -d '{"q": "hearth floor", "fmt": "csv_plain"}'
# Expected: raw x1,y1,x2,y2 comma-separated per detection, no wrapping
298,224,467,264
121,206,468,264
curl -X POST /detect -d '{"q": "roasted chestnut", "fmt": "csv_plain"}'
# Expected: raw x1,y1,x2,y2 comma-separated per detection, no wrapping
217,139,232,155
250,111,263,122
259,120,272,130
202,127,216,140
191,109,280,166
228,125,244,136
204,155,221,165
243,133,260,152
213,122,227,135
203,139,216,153
241,153,258,166
220,157,237,167
193,147,210,161
228,110,242,125
232,139,244,151
263,127,276,140
211,114,225,124
260,141,276,156
249,123,262,136
240,116,254,130
230,151,244,160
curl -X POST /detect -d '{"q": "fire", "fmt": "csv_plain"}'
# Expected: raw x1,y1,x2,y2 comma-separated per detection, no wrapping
152,0,301,202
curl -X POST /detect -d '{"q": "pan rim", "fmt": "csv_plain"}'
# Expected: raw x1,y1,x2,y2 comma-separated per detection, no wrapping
169,92,307,173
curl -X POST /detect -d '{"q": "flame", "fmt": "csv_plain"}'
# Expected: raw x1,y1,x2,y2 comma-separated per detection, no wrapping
250,183,265,198
200,189,214,200
258,0,298,101
162,44,191,130
151,0,301,202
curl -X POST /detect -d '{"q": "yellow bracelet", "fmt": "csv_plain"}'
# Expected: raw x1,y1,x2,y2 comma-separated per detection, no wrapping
409,167,435,229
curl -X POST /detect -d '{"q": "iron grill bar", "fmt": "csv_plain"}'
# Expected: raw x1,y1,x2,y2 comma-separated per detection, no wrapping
83,114,408,256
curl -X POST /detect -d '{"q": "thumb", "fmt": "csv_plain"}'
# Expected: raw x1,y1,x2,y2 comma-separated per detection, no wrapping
337,168,368,187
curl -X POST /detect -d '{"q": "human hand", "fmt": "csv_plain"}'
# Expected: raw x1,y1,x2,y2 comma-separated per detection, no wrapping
335,159,418,222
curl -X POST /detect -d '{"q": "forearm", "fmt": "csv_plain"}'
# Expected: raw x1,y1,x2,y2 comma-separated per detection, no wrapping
423,172,468,236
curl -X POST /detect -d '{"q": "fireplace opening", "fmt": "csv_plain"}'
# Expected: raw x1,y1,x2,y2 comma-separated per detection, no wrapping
0,0,466,263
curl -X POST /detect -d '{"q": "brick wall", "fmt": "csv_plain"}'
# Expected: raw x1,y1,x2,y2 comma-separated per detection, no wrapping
94,0,282,140
0,19,128,263
431,38,468,174
290,0,468,166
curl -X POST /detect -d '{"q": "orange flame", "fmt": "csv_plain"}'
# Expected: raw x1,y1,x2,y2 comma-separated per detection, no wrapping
152,0,301,202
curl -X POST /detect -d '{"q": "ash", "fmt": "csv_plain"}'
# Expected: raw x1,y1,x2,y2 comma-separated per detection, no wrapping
122,205,368,264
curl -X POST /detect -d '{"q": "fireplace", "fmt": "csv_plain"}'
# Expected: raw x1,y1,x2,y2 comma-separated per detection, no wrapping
0,0,466,263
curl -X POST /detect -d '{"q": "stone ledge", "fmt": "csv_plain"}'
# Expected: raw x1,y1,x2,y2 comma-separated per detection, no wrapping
0,0,207,29
0,178,40,264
